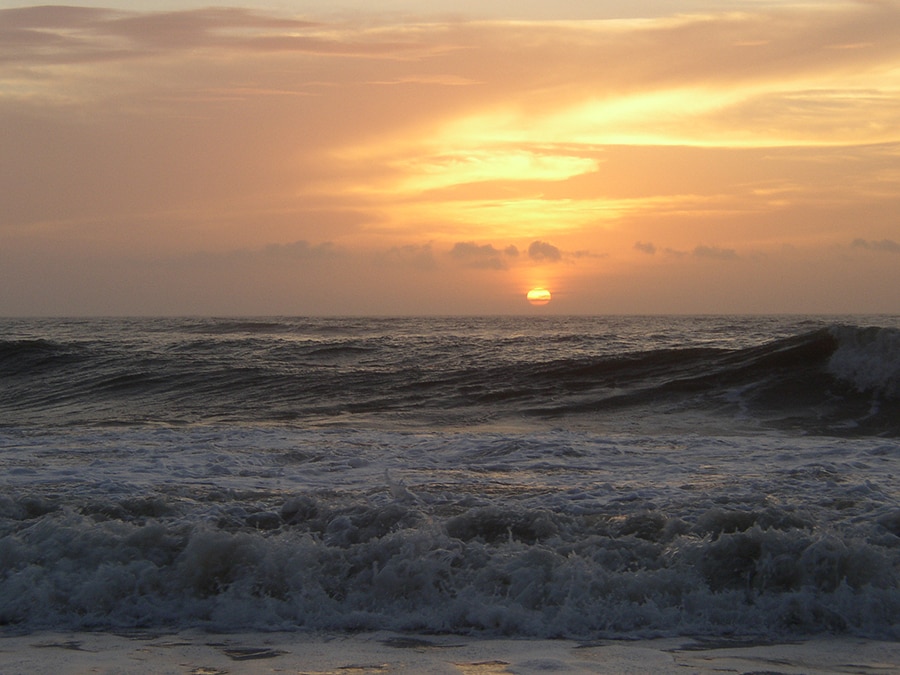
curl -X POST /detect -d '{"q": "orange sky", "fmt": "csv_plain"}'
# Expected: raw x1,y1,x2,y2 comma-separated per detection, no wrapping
2,1,899,315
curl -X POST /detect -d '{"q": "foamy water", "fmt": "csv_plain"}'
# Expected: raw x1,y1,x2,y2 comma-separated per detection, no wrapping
1,316,899,639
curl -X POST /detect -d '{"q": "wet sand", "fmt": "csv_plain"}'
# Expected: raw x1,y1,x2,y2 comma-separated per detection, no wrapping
1,630,898,674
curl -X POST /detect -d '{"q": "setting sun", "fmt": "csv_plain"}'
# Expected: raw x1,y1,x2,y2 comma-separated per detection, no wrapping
526,288,552,306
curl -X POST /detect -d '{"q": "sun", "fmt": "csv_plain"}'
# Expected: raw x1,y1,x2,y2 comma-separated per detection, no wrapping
526,288,552,306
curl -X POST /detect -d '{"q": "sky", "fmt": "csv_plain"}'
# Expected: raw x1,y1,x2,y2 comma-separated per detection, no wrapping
1,0,899,315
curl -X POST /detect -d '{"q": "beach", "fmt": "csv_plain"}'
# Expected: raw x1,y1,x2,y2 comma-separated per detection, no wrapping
2,630,899,674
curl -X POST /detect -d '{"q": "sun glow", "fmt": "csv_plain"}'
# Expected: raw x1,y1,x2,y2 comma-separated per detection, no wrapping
394,149,599,193
526,288,552,306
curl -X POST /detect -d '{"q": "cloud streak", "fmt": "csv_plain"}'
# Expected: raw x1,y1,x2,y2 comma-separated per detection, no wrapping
0,6,439,65
852,238,900,253
693,245,740,261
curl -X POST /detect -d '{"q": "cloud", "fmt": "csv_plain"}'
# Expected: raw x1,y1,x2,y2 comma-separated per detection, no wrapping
261,240,338,260
380,243,436,270
105,8,314,51
6,4,900,151
528,240,562,262
0,5,107,33
182,240,339,267
450,241,516,270
366,75,481,87
693,245,739,260
634,241,656,254
6,3,894,85
570,249,605,259
0,5,443,67
852,238,900,253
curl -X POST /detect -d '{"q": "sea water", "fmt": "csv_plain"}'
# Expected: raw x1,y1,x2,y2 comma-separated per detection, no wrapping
1,315,899,639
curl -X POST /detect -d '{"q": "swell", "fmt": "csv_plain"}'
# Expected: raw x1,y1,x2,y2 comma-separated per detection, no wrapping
0,338,85,376
532,326,900,435
1,324,898,434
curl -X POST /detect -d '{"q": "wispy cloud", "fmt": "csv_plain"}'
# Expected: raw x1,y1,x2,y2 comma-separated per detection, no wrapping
852,238,900,253
379,243,437,270
0,6,437,65
182,240,340,267
693,245,739,260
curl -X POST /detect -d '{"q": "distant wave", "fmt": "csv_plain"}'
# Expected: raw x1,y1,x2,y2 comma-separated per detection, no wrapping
184,319,294,335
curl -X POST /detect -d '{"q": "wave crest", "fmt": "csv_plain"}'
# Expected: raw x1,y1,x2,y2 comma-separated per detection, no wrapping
828,325,900,398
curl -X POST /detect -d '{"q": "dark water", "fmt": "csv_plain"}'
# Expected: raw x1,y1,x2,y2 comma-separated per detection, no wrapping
1,315,899,638
2,315,898,434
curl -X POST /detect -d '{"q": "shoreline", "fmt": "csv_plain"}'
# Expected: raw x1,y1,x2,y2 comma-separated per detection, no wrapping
1,630,898,674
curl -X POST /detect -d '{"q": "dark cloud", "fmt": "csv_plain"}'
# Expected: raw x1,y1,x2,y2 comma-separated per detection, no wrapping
184,240,338,267
0,5,436,66
451,241,500,257
381,243,436,270
0,5,106,29
852,238,900,253
262,240,338,260
693,245,739,260
103,8,305,50
0,6,117,64
634,241,656,254
528,240,562,262
5,2,900,87
450,241,516,270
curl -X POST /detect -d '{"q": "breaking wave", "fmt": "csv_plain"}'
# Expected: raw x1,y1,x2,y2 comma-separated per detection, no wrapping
1,430,899,638
5,320,895,433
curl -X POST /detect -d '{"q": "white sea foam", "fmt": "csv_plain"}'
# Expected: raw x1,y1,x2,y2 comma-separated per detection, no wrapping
1,426,899,638
2,316,899,638
828,325,900,396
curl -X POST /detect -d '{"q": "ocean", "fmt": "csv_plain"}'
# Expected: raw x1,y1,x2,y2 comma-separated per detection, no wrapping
1,315,899,640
